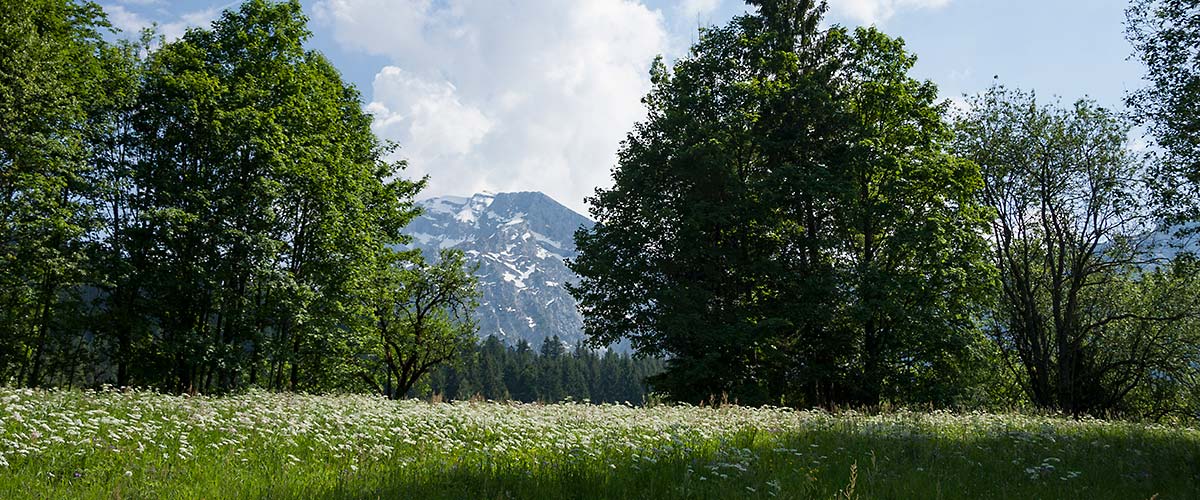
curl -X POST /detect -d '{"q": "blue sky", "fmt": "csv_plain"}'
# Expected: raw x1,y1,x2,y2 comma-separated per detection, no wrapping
103,0,1146,213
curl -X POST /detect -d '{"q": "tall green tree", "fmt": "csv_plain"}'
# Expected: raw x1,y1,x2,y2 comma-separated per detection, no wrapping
1127,0,1200,225
129,0,421,392
85,33,151,389
571,0,837,406
954,86,1200,416
0,0,111,386
570,0,993,407
831,30,995,405
0,0,432,393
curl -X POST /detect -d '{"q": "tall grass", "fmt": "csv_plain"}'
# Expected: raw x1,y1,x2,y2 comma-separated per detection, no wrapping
0,388,1195,499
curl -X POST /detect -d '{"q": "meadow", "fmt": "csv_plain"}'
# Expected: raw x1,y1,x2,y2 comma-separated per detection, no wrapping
0,388,1196,499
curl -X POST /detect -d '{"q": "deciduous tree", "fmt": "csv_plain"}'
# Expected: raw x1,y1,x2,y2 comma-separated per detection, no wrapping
570,0,993,407
1127,0,1200,224
362,249,480,399
0,0,111,386
954,86,1200,415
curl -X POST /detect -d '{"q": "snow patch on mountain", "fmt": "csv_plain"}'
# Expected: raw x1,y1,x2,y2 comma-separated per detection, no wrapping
403,191,594,348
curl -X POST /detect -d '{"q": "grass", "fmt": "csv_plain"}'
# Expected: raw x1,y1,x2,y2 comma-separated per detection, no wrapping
0,388,1196,499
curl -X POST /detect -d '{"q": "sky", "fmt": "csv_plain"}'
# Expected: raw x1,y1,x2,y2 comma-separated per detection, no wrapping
103,0,1147,214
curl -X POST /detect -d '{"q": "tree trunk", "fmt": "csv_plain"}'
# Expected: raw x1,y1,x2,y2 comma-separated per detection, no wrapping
117,325,131,387
26,285,54,388
289,328,301,391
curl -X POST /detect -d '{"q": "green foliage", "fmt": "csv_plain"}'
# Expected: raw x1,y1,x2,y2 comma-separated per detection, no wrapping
2,389,1198,499
0,0,112,387
1117,261,1200,419
1124,0,1200,420
121,0,426,393
84,31,153,390
359,249,481,399
423,335,665,404
569,1,994,408
4,0,1197,424
0,0,428,393
1127,0,1200,224
954,85,1200,417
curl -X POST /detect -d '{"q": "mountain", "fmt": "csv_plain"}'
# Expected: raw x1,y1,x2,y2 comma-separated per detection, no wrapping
404,191,594,348
1145,224,1200,262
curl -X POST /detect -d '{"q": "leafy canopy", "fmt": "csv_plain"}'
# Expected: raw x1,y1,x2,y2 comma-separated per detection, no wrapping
570,0,994,407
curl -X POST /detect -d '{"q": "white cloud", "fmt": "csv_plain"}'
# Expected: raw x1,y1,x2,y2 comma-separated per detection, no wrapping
310,0,433,60
103,3,223,41
945,94,972,117
368,67,494,164
829,0,951,25
104,4,151,33
313,0,669,213
678,0,721,18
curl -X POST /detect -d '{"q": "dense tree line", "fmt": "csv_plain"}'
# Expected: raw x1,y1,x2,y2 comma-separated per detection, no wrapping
0,0,478,396
571,0,1200,418
422,336,665,405
4,0,1200,420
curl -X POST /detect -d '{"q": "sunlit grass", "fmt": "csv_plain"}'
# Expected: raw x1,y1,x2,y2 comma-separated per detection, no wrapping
0,388,1195,499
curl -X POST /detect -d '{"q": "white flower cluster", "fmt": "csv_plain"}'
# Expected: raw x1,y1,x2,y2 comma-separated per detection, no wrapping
0,387,1192,487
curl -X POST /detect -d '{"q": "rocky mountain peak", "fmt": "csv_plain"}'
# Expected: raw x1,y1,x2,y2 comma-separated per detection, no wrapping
404,191,593,347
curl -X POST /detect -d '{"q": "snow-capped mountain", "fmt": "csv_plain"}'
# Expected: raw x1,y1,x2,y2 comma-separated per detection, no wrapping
405,191,594,347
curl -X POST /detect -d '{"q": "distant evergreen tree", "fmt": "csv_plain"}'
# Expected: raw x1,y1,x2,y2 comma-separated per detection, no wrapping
424,336,664,404
533,336,561,400
479,335,508,400
505,340,537,401
562,350,590,401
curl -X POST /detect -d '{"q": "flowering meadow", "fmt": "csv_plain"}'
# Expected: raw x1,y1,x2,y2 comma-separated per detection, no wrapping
0,388,1196,499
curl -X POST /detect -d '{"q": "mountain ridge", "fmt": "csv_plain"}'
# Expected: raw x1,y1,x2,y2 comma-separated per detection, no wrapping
404,191,594,348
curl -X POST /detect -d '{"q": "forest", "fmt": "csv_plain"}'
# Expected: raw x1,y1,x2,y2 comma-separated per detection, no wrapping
3,0,1200,424
570,0,1200,419
423,336,665,405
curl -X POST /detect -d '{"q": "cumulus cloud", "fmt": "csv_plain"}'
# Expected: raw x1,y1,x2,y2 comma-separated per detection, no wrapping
310,0,433,60
103,3,224,41
367,67,494,166
313,0,669,213
104,4,151,33
829,0,951,25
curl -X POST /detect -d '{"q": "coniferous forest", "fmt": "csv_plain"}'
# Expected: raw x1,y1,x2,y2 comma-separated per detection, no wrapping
423,336,664,404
